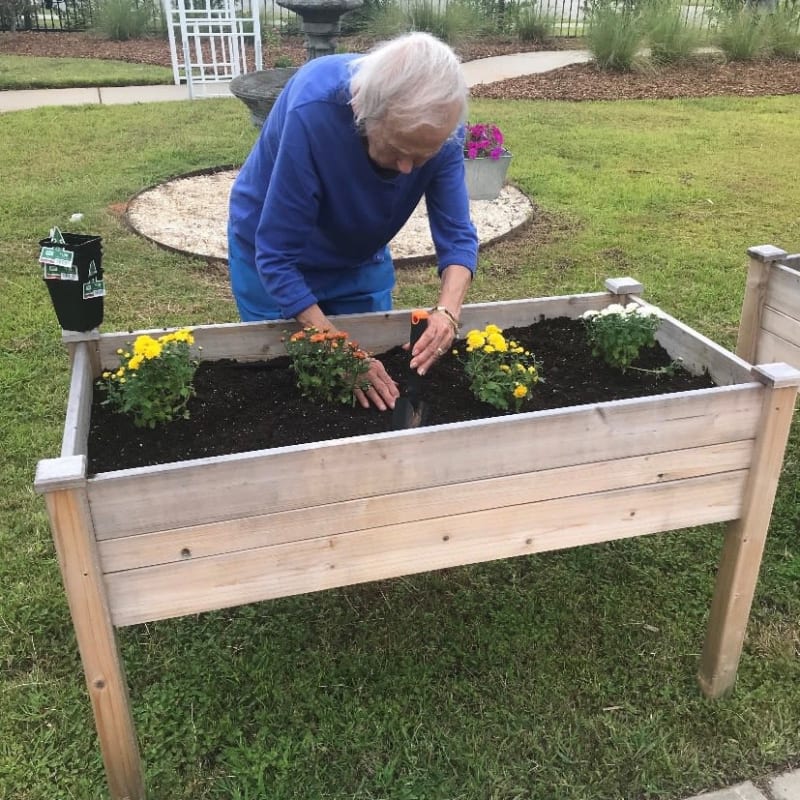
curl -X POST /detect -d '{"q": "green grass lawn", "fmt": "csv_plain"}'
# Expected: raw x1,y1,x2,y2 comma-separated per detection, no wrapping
1,95,799,800
0,54,173,89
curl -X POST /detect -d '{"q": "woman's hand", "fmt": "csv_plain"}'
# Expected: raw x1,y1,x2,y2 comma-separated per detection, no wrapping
354,357,400,411
407,311,457,376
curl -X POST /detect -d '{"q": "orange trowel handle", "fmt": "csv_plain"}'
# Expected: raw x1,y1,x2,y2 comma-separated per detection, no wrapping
410,309,429,350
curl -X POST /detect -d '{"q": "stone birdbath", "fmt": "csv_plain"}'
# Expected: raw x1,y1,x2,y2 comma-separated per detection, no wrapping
229,0,363,127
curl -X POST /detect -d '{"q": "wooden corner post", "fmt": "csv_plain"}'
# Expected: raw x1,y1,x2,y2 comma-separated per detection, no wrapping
698,363,800,698
604,276,644,301
35,456,145,800
736,245,788,363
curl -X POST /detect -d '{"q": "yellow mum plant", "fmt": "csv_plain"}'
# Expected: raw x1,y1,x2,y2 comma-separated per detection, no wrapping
457,323,541,411
98,328,199,428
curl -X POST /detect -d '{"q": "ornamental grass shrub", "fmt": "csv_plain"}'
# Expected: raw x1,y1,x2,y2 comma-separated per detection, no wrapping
715,7,771,61
92,0,153,40
587,4,647,71
764,3,800,58
643,0,704,64
514,1,555,43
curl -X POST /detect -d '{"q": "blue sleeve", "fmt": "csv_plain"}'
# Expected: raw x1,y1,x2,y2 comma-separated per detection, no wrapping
254,109,321,319
425,137,479,276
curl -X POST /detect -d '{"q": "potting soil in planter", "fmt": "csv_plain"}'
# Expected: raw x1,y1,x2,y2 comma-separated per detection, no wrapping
88,317,716,474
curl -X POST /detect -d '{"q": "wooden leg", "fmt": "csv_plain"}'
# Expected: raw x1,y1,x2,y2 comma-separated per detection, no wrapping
698,370,799,698
736,245,787,363
45,487,145,800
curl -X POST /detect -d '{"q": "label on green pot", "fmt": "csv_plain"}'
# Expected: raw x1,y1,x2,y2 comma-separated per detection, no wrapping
39,245,75,271
82,278,106,299
42,261,79,281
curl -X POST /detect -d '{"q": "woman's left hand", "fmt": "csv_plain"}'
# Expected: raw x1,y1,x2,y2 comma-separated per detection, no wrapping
407,311,456,375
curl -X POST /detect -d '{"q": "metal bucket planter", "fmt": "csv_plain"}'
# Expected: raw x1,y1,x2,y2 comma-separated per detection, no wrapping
464,150,512,201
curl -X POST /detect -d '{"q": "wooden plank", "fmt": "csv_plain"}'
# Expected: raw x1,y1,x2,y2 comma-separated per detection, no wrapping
605,277,643,296
760,306,800,358
779,253,800,268
35,455,87,493
764,263,800,324
105,470,748,626
94,294,614,368
43,488,144,799
61,342,94,458
98,440,754,573
88,385,763,539
751,362,800,389
699,381,800,698
756,330,800,370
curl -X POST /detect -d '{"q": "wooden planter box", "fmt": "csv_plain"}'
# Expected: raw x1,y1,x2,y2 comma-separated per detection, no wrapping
35,246,800,800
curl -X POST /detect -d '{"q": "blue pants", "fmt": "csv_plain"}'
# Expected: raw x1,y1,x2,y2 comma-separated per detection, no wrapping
228,224,394,322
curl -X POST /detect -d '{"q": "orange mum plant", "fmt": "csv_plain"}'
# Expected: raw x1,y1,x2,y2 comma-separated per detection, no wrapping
284,327,372,405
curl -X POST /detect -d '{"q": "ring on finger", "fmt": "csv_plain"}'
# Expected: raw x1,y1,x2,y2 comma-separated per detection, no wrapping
435,347,444,356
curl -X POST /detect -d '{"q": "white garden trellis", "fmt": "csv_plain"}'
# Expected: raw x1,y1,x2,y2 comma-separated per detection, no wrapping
164,0,263,99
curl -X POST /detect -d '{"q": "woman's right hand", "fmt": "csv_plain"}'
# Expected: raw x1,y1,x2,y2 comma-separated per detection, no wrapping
354,357,400,411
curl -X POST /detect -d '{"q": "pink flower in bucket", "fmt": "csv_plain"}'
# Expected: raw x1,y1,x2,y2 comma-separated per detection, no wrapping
464,122,506,160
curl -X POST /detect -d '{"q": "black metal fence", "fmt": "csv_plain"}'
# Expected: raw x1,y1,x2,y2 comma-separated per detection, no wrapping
0,0,721,36
1,0,93,31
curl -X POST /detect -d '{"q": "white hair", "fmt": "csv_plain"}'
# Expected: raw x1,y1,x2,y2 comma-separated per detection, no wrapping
349,32,467,132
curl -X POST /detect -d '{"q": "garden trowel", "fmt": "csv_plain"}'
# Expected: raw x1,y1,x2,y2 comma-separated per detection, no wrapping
392,309,430,430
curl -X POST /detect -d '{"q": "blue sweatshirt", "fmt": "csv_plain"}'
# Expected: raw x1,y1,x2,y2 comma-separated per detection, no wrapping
228,54,478,320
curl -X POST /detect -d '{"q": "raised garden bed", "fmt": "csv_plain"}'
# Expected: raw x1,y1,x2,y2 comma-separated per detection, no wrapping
35,247,800,800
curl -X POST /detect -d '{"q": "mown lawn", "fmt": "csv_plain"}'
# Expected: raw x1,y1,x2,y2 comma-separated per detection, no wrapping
0,54,173,89
1,94,798,800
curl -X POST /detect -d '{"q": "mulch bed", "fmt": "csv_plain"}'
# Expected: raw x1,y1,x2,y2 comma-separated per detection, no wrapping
469,55,800,101
88,316,715,473
3,30,799,100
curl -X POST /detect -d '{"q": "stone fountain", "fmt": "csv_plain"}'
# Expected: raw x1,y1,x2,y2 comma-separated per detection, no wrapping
229,0,363,127
279,0,364,61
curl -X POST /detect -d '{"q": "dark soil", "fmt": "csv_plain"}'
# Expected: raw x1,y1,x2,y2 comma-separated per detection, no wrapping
88,317,716,474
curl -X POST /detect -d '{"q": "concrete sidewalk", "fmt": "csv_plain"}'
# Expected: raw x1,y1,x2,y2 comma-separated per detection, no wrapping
688,773,800,800
0,82,191,112
0,49,592,113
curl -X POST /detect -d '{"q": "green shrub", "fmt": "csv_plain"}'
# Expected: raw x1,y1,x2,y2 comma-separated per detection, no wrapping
440,1,484,42
360,0,481,44
587,4,647,71
406,0,447,37
358,1,408,37
643,0,703,63
0,0,31,33
405,0,480,42
93,0,151,40
764,2,800,58
340,0,395,33
514,1,555,42
715,7,770,60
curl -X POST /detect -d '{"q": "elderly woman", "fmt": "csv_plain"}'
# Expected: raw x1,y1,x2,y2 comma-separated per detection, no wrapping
227,32,478,410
